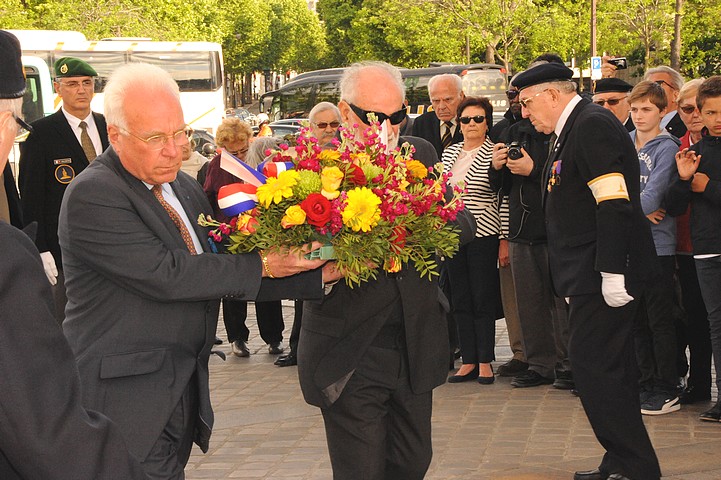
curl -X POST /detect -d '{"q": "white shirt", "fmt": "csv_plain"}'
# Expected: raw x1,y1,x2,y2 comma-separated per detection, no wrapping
61,108,103,155
144,181,204,253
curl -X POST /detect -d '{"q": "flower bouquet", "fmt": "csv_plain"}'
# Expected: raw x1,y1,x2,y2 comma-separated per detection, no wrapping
198,120,465,287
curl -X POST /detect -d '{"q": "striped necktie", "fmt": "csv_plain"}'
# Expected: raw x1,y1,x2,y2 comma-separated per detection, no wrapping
79,121,97,162
152,184,198,254
441,121,453,150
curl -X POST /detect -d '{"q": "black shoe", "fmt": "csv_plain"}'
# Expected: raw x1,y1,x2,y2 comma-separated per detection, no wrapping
553,369,574,390
231,340,250,357
699,400,721,422
448,366,479,383
679,385,712,405
274,353,297,367
607,474,632,480
511,369,554,388
268,342,285,355
496,358,529,377
214,336,223,345
570,388,580,397
478,364,495,385
573,469,605,480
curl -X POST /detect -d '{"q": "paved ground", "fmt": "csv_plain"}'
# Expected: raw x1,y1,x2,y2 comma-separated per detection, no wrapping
185,301,721,479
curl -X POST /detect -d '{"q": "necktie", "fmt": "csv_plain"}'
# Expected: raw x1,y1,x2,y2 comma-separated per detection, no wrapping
79,121,97,162
152,184,198,255
547,132,558,158
441,121,453,150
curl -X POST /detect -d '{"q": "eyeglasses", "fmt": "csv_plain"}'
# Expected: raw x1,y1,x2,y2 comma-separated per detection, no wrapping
58,79,94,89
459,115,486,124
654,79,677,90
679,104,699,115
519,89,549,108
313,121,340,129
348,103,407,125
593,97,625,107
506,90,519,100
226,146,249,156
13,114,34,134
120,125,192,150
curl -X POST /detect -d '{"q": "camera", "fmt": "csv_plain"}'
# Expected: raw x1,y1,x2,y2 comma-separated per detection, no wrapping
506,141,525,160
607,57,628,70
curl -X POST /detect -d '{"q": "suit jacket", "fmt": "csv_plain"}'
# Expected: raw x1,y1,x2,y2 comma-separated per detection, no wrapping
2,163,23,228
58,147,322,461
297,137,476,408
19,110,110,264
542,98,656,297
411,111,464,158
665,111,687,139
0,222,147,480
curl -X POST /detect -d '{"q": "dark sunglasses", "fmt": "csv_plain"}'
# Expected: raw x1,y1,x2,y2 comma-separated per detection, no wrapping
314,121,340,129
679,105,698,114
506,90,519,99
459,115,486,124
593,98,624,107
13,114,34,133
349,103,407,125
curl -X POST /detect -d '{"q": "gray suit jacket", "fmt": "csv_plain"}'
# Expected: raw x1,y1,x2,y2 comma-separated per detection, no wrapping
58,147,322,460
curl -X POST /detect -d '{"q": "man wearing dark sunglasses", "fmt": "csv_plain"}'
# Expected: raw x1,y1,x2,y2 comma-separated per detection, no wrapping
489,83,523,142
644,66,687,138
593,78,635,132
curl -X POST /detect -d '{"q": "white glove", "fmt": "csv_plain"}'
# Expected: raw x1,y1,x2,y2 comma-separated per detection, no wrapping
40,251,58,286
600,272,633,307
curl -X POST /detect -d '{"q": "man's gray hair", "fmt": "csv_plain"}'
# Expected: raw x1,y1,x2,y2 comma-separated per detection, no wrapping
104,63,180,130
645,66,685,90
309,101,341,123
0,98,22,117
427,74,462,95
246,136,281,168
339,61,405,104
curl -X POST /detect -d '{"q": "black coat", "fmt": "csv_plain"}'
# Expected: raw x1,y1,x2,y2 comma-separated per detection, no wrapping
18,110,109,263
542,98,656,297
2,163,23,228
411,111,464,158
665,111,687,139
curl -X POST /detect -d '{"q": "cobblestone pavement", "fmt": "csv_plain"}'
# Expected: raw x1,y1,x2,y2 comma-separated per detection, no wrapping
185,301,721,479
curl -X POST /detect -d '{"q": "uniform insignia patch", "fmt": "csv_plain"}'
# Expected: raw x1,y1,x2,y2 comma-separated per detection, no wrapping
53,158,72,165
55,164,75,184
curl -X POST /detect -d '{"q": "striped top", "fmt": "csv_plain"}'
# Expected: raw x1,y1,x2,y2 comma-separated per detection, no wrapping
441,138,509,239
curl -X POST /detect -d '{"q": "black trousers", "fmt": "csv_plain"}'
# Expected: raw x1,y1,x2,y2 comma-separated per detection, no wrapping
321,345,433,480
222,299,284,344
569,293,661,480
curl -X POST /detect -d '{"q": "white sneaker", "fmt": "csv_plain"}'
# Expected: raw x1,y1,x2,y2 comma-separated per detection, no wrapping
641,393,681,415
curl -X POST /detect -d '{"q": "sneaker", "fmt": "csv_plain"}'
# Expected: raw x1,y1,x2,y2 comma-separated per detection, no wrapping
231,340,250,357
639,389,654,405
641,393,681,415
496,359,529,377
268,341,285,355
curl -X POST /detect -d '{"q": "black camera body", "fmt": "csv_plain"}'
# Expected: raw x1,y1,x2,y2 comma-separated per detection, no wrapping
506,141,525,160
607,57,628,70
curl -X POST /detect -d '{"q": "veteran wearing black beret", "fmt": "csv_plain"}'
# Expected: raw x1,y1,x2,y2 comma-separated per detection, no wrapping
593,78,635,131
515,61,662,480
18,55,109,323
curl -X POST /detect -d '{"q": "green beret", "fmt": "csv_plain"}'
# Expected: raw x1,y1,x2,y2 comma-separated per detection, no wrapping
54,57,97,78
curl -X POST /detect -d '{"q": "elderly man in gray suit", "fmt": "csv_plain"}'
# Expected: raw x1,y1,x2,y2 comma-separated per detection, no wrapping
59,62,332,480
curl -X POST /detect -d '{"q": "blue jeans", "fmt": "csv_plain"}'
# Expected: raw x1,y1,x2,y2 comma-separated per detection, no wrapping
695,256,721,393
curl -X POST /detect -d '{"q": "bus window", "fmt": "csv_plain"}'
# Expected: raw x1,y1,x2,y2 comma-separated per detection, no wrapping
280,84,313,119
461,68,508,114
315,81,340,106
131,51,222,92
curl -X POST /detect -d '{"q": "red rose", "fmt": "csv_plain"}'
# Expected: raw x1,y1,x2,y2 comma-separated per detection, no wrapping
300,193,332,227
347,163,367,186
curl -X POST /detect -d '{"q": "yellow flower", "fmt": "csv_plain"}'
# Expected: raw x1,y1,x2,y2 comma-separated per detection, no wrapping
342,187,381,232
319,150,342,162
321,166,343,193
281,205,307,228
256,170,299,207
351,152,371,166
406,160,428,179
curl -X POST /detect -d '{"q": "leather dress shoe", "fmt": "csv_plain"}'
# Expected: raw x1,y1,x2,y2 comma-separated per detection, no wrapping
573,469,605,480
274,353,297,367
511,369,553,388
496,358,529,377
268,341,285,355
214,336,223,345
448,366,479,383
699,400,721,422
231,340,250,357
553,369,574,390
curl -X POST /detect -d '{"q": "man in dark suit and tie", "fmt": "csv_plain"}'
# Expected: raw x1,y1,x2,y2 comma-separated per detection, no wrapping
19,57,109,323
411,73,465,157
298,61,475,479
514,62,661,480
58,62,331,479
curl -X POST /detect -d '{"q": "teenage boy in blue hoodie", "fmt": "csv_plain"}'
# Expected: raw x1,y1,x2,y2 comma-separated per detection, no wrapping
667,75,721,423
628,80,683,415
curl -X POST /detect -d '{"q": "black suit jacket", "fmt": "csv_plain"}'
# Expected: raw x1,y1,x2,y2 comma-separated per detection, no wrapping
0,222,147,479
19,109,109,263
542,98,656,297
2,163,23,228
411,111,464,158
665,111,687,139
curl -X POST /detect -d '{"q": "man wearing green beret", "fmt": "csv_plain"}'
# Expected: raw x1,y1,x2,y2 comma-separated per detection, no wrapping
19,56,110,323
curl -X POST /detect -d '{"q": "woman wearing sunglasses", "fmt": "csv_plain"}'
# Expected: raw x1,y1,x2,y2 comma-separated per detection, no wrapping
441,96,507,385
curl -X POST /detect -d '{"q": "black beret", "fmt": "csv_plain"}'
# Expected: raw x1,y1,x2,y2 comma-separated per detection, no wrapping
594,78,633,94
513,63,574,91
0,30,26,99
54,57,98,78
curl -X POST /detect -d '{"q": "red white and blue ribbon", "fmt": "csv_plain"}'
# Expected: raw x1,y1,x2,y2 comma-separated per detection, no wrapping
258,159,295,178
220,150,267,186
217,183,258,216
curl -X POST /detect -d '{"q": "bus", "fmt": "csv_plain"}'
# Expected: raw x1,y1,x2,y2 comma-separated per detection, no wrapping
8,30,225,134
260,63,509,123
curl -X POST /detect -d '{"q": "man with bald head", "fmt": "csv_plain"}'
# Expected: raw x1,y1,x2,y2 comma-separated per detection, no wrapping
412,73,465,157
515,62,660,480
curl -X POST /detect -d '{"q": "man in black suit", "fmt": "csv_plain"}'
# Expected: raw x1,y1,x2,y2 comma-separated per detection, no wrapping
593,78,635,132
19,56,109,323
515,63,661,480
644,66,687,139
298,61,475,479
0,29,148,480
411,73,465,157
